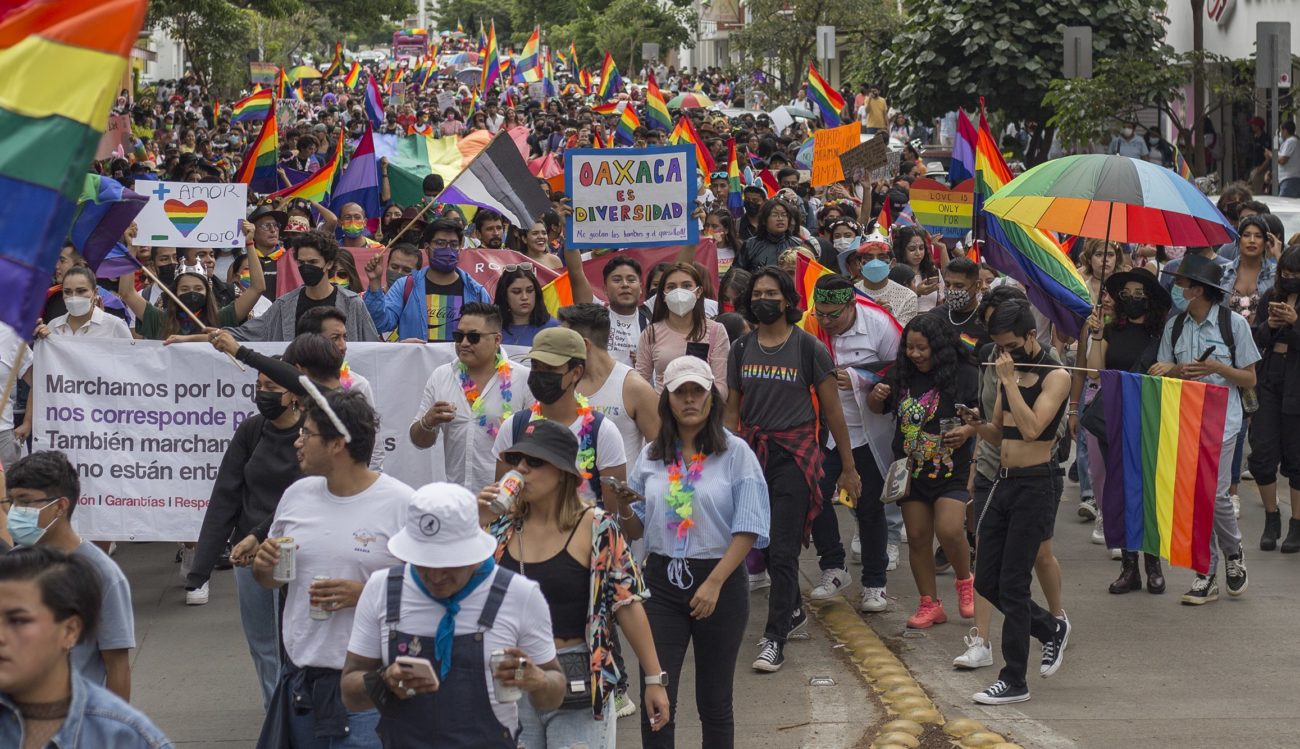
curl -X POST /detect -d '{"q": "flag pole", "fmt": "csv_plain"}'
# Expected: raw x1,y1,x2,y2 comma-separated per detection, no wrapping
0,343,28,447
980,361,1098,374
137,264,245,370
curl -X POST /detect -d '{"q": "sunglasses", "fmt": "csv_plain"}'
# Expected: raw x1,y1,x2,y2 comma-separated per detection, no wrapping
501,452,548,469
452,330,494,344
503,262,534,273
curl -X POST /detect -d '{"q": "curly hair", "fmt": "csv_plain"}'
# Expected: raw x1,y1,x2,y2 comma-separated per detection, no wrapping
891,311,963,400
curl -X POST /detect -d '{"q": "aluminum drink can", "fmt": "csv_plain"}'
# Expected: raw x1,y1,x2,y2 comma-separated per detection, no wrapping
490,470,526,516
489,649,523,702
309,575,331,620
272,537,295,582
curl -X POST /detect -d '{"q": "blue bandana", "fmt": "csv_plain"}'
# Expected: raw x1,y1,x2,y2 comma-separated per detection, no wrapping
409,558,497,679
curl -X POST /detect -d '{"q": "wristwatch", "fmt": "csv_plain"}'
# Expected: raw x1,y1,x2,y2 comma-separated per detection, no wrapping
644,672,670,687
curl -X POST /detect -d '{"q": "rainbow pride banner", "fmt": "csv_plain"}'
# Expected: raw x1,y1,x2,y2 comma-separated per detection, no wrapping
1099,370,1229,574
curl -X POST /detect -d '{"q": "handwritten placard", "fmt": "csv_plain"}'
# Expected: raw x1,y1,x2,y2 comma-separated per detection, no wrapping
133,182,249,248
811,122,861,187
564,145,698,249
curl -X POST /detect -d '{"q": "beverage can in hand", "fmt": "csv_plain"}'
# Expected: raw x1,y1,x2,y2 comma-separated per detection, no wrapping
489,649,523,702
490,470,526,515
272,538,295,582
309,575,331,620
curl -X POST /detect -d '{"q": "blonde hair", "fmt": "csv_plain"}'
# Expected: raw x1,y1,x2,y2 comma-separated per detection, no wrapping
777,245,818,274
508,472,590,532
1078,238,1130,279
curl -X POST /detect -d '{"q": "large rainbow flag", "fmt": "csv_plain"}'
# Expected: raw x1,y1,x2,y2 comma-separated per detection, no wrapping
1099,370,1229,574
597,52,621,99
0,0,148,338
644,72,672,133
343,61,361,89
518,26,541,83
965,106,1092,338
231,89,273,123
323,42,343,78
234,108,279,193
269,127,342,203
805,63,845,127
794,255,902,370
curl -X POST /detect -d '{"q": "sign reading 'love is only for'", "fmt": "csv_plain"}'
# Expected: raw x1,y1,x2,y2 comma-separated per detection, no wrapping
133,182,249,249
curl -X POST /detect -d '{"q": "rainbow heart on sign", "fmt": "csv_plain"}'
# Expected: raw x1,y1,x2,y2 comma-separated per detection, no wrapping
163,199,208,237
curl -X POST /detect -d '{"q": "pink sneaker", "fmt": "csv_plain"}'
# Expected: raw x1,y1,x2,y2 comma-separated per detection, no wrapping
955,576,975,619
906,595,948,629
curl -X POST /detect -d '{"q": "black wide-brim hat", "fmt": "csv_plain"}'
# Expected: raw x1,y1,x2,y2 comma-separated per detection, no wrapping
1158,253,1230,293
1104,270,1173,311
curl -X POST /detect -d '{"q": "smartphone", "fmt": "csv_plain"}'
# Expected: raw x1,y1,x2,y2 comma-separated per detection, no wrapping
600,476,646,503
1196,346,1215,362
685,341,710,361
955,403,982,422
396,656,438,686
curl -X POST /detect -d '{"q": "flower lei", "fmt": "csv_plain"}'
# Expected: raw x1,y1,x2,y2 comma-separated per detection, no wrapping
530,392,595,479
665,446,705,543
339,361,353,391
458,352,513,437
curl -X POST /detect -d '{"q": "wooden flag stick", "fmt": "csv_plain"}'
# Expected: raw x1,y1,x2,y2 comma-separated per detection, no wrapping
980,361,1099,374
137,265,245,371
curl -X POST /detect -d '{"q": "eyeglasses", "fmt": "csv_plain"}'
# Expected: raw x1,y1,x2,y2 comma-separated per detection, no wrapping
813,307,847,320
0,495,61,511
298,428,324,440
503,263,534,273
452,330,494,344
501,452,548,469
429,240,458,249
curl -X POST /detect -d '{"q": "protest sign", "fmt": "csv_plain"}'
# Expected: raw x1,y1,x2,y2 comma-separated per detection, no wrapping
909,176,974,239
249,62,278,85
436,90,457,114
838,134,888,183
95,114,132,160
133,181,248,248
564,145,698,249
32,338,536,542
811,122,860,187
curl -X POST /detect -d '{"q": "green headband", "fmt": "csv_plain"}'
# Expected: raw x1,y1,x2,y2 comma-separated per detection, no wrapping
813,286,855,305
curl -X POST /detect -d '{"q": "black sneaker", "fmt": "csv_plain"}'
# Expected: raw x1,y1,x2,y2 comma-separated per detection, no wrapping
1225,552,1248,596
789,607,808,637
972,679,1030,705
1068,461,1079,483
752,638,785,672
1039,616,1070,678
1180,574,1219,605
934,547,951,574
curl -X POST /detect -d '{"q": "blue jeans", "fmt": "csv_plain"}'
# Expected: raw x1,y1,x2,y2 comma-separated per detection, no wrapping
518,643,614,749
1280,178,1300,198
1075,426,1093,499
287,704,380,749
885,501,903,545
235,565,280,709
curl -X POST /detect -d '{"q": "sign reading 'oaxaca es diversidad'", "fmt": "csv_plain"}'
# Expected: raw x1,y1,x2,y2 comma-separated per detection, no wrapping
564,145,698,249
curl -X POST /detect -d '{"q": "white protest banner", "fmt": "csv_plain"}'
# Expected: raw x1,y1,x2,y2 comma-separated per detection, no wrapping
32,338,532,542
436,91,457,114
564,145,698,249
133,181,248,249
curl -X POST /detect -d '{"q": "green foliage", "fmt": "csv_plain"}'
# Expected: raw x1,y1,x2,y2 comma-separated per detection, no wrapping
734,0,898,93
882,0,1166,122
590,0,694,73
433,0,515,41
148,0,252,93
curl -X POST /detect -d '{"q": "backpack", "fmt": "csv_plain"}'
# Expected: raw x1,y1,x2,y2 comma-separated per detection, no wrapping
1170,305,1237,368
508,409,607,501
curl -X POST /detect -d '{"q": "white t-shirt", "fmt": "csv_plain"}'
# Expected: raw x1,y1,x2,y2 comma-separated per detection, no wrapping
492,408,627,503
416,359,535,492
1280,135,1300,182
349,565,556,733
268,473,412,670
606,307,643,367
0,326,31,431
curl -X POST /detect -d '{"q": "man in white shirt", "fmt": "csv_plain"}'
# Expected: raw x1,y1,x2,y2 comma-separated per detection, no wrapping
565,251,650,367
40,267,133,339
0,324,32,469
411,303,534,492
340,484,565,745
1278,121,1300,198
253,390,413,747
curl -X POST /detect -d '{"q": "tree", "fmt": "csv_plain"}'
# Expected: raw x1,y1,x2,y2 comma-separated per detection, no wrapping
590,0,694,74
734,0,897,94
148,0,252,93
432,0,515,43
882,0,1166,123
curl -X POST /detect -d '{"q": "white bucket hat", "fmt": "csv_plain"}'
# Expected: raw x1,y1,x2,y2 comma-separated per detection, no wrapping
387,483,498,568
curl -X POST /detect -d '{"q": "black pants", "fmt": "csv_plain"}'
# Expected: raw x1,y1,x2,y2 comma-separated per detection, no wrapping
639,554,748,749
1248,356,1300,486
812,444,888,586
974,467,1059,689
761,445,809,642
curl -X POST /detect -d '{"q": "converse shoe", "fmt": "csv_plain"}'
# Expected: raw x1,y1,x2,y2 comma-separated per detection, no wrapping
1090,516,1105,545
1078,497,1097,521
886,543,900,571
906,595,948,629
953,628,993,669
1230,494,1241,520
851,533,861,563
614,690,637,718
752,638,785,672
955,575,975,619
1225,552,1248,596
748,571,771,592
789,607,808,637
1180,574,1219,605
185,582,209,606
1039,615,1070,678
973,679,1029,705
809,568,851,600
859,586,888,613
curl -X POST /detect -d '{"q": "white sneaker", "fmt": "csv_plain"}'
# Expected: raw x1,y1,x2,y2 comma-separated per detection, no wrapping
179,544,196,582
1090,516,1105,545
1231,494,1241,519
1110,548,1123,560
185,582,209,606
859,586,888,612
953,627,994,669
851,533,861,563
749,571,771,592
886,543,900,571
809,568,851,600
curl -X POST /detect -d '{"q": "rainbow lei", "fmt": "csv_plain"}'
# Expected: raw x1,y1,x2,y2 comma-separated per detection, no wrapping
665,446,705,543
339,361,353,390
459,352,514,437
530,392,595,479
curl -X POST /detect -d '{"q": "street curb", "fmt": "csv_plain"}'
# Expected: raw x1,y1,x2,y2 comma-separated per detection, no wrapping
808,598,1025,749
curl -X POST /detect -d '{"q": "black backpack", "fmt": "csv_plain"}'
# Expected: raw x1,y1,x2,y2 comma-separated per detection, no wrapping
508,410,606,501
1170,305,1237,368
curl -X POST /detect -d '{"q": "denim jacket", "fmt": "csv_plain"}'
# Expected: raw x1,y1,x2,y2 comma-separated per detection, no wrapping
0,670,173,748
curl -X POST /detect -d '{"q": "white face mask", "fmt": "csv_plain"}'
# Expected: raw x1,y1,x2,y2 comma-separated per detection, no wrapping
64,296,94,317
664,287,698,316
832,237,856,251
1122,128,1135,138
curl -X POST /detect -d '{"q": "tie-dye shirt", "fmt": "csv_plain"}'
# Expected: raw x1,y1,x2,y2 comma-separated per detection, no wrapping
425,277,465,342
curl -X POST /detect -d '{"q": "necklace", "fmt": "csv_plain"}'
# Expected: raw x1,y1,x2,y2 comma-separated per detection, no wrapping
530,393,595,478
947,305,976,326
16,696,72,720
757,327,794,355
665,446,705,542
458,352,513,437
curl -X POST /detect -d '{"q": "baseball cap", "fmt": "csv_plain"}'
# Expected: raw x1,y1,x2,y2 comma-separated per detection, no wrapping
387,483,499,568
503,420,581,477
662,356,714,393
523,327,587,367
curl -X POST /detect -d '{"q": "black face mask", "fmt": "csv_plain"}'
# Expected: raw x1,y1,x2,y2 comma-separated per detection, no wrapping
1119,296,1150,319
156,263,177,285
1279,277,1300,296
1009,345,1033,364
743,201,760,217
178,291,206,312
751,298,785,325
528,370,569,405
254,391,288,420
386,269,409,287
298,263,326,287
382,221,403,239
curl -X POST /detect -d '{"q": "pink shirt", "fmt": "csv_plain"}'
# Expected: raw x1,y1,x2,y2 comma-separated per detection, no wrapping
634,319,731,401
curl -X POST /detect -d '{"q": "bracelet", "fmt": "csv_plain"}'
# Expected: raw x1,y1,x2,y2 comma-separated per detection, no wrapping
1067,410,1078,416
418,415,437,432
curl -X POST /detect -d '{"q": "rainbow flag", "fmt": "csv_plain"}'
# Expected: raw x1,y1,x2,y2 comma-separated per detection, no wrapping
726,138,743,216
457,18,464,34
1173,144,1194,183
614,106,640,146
234,108,279,193
597,52,621,99
669,116,715,181
518,26,541,83
579,68,593,95
289,80,306,104
542,50,557,98
480,21,500,93
591,101,624,116
274,66,286,99
794,255,902,350
645,72,672,133
213,99,221,123
568,41,580,79
876,197,892,233
249,61,278,85
231,89,273,123
541,272,573,316
970,104,1092,338
344,61,361,88
806,63,845,127
592,126,609,149
323,42,343,78
1099,370,1229,574
269,127,342,203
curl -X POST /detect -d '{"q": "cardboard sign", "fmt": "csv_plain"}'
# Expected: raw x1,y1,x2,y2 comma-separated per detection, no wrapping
910,177,974,239
564,145,698,249
436,91,457,114
95,114,133,160
133,181,248,248
838,134,888,182
811,122,860,187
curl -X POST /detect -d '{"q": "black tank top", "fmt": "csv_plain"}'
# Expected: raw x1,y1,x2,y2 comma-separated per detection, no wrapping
999,350,1067,442
499,511,590,640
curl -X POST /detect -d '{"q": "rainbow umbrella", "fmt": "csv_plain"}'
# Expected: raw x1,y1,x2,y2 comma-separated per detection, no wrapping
667,92,714,109
983,154,1236,247
286,65,322,81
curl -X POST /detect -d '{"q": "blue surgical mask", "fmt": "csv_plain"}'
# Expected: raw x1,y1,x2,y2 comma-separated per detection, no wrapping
6,499,58,547
1171,285,1189,312
862,259,891,283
